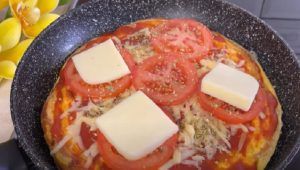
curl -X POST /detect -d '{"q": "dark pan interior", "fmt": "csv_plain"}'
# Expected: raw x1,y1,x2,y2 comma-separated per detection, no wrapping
11,0,300,169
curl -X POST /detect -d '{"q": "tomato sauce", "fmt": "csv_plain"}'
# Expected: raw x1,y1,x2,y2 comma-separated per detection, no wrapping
51,80,64,142
261,91,278,138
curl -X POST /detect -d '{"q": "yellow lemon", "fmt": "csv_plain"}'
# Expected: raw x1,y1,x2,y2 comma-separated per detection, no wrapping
0,18,21,51
0,60,17,79
0,39,33,64
0,0,9,11
37,0,59,14
23,13,59,38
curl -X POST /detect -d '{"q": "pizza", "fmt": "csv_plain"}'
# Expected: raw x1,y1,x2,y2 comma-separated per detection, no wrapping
41,18,282,170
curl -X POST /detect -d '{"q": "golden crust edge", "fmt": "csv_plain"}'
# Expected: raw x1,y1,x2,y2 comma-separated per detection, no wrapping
257,106,282,170
41,79,73,169
227,38,283,170
41,82,57,148
256,63,283,170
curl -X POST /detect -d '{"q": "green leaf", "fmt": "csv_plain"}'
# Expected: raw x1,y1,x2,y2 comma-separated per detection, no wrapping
4,8,12,19
59,0,71,6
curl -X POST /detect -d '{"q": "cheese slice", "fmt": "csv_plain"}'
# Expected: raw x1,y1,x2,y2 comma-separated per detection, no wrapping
95,91,179,160
201,63,259,111
72,39,130,84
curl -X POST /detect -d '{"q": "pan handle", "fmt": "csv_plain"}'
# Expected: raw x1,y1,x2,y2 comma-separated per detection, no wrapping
0,139,27,170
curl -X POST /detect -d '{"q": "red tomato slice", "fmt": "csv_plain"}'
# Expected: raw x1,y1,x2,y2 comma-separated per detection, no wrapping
61,36,136,99
97,131,178,170
151,19,213,62
118,46,137,72
80,122,98,149
198,77,265,124
133,53,199,106
62,59,132,99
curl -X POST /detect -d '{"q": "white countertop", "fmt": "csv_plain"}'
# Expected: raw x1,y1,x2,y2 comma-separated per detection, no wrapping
0,80,14,143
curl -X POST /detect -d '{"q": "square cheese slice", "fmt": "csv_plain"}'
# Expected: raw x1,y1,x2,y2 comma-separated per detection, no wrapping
201,63,259,111
95,91,179,160
72,39,130,84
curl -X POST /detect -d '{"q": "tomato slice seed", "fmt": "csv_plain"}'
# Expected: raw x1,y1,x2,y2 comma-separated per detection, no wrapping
133,53,199,106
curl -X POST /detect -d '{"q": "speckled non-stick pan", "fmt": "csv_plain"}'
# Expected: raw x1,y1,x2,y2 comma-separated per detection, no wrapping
0,0,299,169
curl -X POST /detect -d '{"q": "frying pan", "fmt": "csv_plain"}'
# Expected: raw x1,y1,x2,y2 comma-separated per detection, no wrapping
0,0,299,169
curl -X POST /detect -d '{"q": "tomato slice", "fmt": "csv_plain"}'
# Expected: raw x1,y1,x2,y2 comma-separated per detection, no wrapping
114,21,161,41
97,131,178,170
62,59,131,99
151,19,213,62
133,53,199,105
198,77,265,124
118,46,137,71
61,36,136,99
80,122,98,149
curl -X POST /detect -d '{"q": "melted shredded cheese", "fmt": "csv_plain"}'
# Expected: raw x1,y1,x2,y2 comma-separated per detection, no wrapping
59,96,82,118
123,28,154,63
200,59,217,70
52,105,99,167
238,132,247,152
83,143,99,168
229,124,249,136
163,97,231,169
67,112,97,149
248,126,256,132
51,89,134,168
197,48,246,76
259,112,266,119
50,135,72,155
159,147,197,170
59,97,100,119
